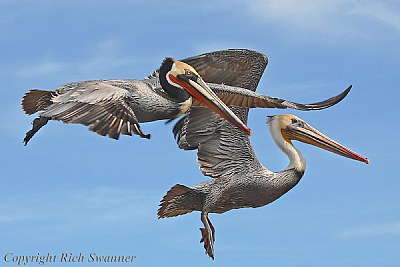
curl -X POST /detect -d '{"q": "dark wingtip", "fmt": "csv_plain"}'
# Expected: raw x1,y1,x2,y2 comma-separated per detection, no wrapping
327,84,352,106
295,84,353,111
343,84,352,96
327,84,352,107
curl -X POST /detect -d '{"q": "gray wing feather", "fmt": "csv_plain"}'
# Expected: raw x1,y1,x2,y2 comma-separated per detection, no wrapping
172,49,351,179
193,84,352,110
40,80,149,139
181,49,268,90
175,106,265,178
147,49,268,90
172,49,268,178
171,49,268,149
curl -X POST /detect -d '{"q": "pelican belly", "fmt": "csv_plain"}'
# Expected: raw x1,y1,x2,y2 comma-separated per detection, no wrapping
200,168,303,213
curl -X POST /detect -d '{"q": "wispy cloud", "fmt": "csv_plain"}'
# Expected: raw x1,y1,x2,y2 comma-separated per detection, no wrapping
350,2,400,32
0,186,158,225
337,221,400,239
191,41,243,55
18,59,67,79
77,40,139,76
245,0,400,42
16,39,141,80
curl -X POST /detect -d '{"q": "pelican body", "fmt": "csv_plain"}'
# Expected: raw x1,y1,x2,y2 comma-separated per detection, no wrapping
22,49,351,145
22,57,250,145
157,50,367,259
159,110,368,259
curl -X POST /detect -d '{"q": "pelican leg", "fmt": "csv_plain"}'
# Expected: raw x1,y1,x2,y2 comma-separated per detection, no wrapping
23,116,49,146
200,211,215,259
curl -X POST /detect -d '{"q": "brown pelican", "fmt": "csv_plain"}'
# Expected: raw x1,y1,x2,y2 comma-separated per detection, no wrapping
158,110,369,259
158,50,367,258
22,57,250,145
22,50,351,145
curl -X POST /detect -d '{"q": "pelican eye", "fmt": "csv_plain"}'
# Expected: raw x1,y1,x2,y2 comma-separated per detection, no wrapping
291,118,305,128
184,69,194,76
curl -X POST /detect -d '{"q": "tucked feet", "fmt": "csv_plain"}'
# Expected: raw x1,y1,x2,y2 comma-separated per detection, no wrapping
200,211,215,259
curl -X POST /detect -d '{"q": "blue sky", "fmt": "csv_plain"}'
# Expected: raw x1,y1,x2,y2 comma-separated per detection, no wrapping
1,0,399,266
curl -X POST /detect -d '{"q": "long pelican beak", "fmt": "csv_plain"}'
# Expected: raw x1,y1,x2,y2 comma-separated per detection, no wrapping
173,74,252,136
283,121,369,164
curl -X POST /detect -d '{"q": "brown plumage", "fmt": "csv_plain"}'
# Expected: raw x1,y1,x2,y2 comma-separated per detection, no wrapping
22,49,350,146
158,50,365,259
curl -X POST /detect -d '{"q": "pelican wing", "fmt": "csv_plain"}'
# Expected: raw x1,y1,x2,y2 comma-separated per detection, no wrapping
172,49,267,155
22,80,150,143
174,106,263,178
171,49,352,178
147,49,268,90
193,84,352,110
182,49,268,90
174,84,352,177
169,49,268,148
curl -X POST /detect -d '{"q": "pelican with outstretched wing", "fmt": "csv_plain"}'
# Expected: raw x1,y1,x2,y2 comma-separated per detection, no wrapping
22,57,250,144
159,108,368,259
157,50,367,259
22,49,350,145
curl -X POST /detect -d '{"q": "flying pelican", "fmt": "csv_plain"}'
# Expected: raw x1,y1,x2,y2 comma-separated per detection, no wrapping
158,110,368,259
21,57,250,145
22,50,351,145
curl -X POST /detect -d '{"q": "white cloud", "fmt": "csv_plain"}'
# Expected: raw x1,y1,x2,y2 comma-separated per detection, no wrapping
16,39,142,80
249,0,343,21
245,0,400,42
191,41,243,55
0,186,158,225
337,221,400,239
18,59,67,79
77,40,133,75
350,2,400,32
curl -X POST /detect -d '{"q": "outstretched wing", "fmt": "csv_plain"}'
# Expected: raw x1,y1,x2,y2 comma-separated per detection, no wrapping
147,49,268,91
170,49,269,178
171,49,351,179
193,83,352,110
22,80,151,144
173,85,352,178
168,49,268,148
182,49,268,90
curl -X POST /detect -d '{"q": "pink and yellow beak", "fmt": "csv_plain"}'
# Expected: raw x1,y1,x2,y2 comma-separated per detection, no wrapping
282,116,369,164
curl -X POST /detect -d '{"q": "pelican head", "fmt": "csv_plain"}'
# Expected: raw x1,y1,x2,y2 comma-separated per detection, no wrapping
268,114,369,169
159,58,251,136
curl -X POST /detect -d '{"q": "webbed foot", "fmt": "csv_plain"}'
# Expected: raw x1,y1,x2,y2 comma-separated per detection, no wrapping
200,211,215,259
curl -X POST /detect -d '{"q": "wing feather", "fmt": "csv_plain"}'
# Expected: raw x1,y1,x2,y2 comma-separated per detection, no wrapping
191,84,352,110
182,49,268,90
37,80,149,140
172,49,351,179
180,107,264,178
171,49,269,178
